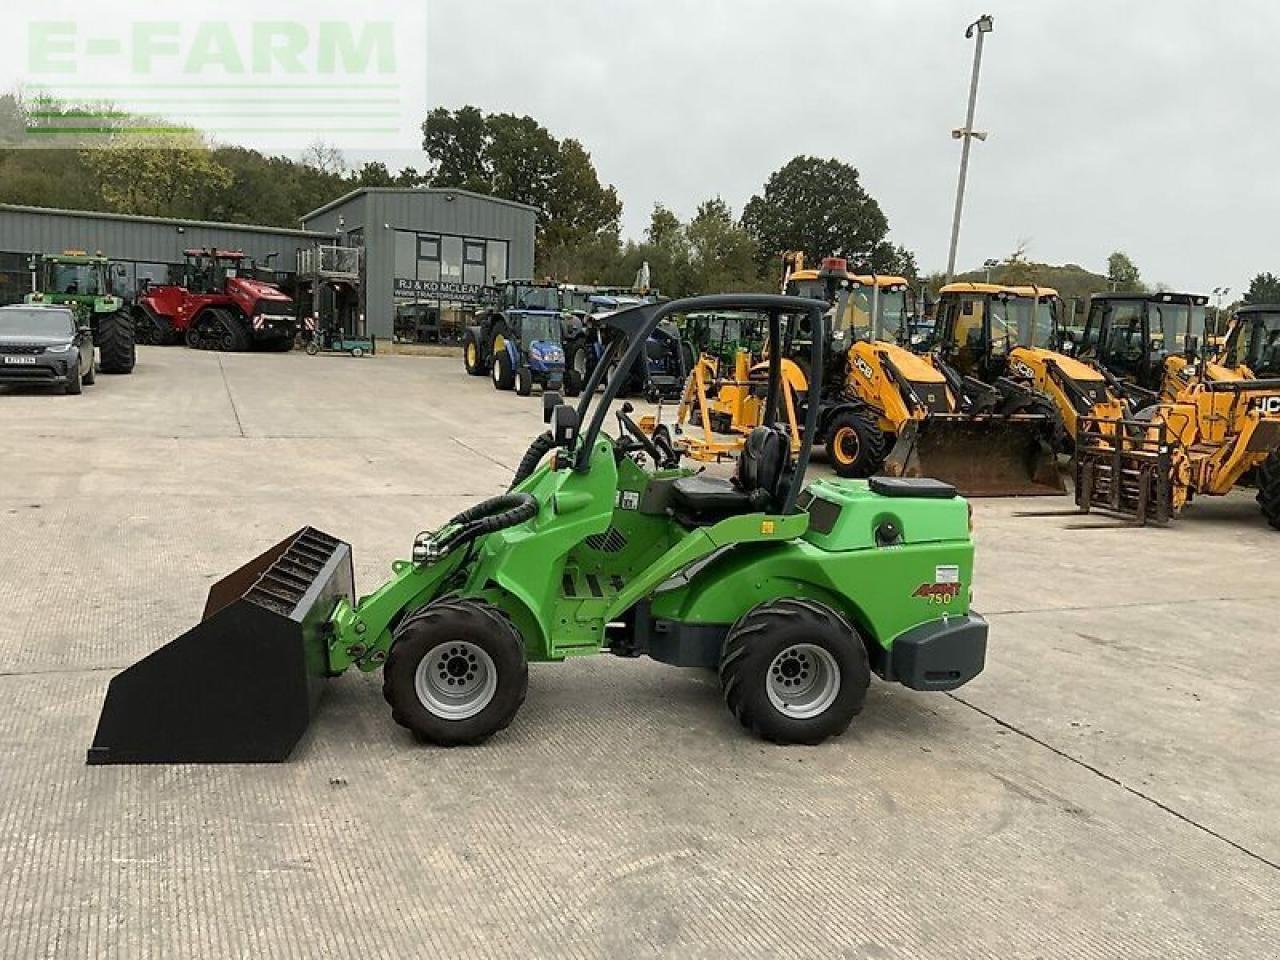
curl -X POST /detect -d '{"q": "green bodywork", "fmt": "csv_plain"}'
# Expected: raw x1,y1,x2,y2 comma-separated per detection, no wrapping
324,439,974,677
25,254,123,327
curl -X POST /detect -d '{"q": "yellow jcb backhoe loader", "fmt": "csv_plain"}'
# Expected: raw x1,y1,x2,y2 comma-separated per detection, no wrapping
933,283,1126,451
774,257,1063,495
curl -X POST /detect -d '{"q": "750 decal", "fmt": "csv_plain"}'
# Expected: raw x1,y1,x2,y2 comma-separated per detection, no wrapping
912,582,962,604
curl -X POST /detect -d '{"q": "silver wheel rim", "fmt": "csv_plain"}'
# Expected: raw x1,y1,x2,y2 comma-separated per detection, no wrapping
766,644,841,719
414,641,498,720
574,350,588,380
492,360,501,385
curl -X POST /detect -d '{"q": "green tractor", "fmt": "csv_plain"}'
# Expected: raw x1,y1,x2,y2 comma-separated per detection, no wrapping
26,252,136,374
87,294,987,762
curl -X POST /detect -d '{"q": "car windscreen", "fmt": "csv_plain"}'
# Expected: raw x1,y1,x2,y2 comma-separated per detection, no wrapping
0,308,74,337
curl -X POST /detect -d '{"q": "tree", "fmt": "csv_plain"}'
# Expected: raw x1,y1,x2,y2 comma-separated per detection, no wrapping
1106,251,1144,292
539,138,623,275
1244,272,1280,305
82,130,235,218
741,156,910,277
685,198,764,294
421,105,490,194
300,140,347,177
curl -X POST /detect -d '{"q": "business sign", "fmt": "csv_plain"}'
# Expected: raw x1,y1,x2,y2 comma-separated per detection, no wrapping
394,278,496,304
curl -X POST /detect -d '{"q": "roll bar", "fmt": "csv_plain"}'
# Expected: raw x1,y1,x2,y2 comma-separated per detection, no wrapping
574,294,828,515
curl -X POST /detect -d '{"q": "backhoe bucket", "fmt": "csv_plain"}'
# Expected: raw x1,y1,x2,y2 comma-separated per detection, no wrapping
86,527,353,765
883,415,1065,497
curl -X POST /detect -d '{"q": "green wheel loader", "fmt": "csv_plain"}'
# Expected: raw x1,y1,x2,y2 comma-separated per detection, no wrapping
87,294,988,762
26,252,136,374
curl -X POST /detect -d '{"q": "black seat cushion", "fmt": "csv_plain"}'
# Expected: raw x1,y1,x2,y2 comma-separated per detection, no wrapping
869,476,957,499
736,426,790,506
670,475,753,513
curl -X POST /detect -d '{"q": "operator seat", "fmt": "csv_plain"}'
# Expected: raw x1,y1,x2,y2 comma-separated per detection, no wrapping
669,426,791,525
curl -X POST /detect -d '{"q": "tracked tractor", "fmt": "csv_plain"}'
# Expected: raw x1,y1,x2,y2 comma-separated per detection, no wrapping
25,252,135,374
774,261,1063,496
933,283,1126,451
133,249,297,352
86,293,990,762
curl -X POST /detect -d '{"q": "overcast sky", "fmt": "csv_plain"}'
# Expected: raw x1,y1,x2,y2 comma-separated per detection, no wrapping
7,1,1277,295
409,0,1279,295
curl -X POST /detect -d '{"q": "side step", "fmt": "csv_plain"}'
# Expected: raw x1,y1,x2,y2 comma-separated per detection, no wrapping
86,527,354,764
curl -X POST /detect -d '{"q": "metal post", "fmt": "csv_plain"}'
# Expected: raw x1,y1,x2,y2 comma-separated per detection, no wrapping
946,18,992,281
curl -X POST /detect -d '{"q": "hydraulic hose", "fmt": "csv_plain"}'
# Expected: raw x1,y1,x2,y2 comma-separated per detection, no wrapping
447,492,539,538
509,431,557,489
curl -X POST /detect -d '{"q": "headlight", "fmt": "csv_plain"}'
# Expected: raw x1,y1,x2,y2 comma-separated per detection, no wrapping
46,343,75,354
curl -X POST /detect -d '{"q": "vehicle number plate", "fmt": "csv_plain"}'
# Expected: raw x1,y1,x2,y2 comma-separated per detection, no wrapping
3,356,37,365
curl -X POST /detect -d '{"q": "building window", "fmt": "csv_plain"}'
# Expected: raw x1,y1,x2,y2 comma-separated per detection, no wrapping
463,240,485,266
417,236,440,261
485,242,508,285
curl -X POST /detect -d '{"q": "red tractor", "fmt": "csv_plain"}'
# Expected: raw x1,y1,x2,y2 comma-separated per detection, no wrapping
133,249,297,352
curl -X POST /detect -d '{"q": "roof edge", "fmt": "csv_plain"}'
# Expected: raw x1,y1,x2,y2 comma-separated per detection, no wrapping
302,187,540,222
0,202,320,238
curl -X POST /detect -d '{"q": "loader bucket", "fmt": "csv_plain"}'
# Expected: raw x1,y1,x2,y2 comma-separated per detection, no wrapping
86,527,354,765
882,415,1065,497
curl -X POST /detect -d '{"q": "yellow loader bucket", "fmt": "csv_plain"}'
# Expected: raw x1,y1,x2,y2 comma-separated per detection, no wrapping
883,415,1065,497
86,527,354,765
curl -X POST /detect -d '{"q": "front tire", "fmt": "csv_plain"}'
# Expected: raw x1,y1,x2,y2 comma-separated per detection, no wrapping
383,598,529,746
492,350,515,390
516,365,533,396
64,358,83,395
96,311,136,374
826,408,887,478
719,598,869,745
463,331,486,375
1257,451,1280,530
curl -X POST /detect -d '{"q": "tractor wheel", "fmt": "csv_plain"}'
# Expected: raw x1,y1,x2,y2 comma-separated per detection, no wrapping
719,598,869,745
383,598,528,746
567,344,591,389
516,365,533,396
825,408,887,479
563,368,582,398
510,431,557,489
185,327,201,349
1256,451,1280,530
462,331,486,376
95,311,136,375
1010,393,1066,454
64,357,83,396
305,341,320,356
492,350,515,391
351,346,365,358
83,359,96,385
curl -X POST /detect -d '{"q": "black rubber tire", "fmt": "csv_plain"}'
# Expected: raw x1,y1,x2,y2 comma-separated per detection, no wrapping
83,359,96,385
825,408,887,479
462,331,486,375
305,341,320,356
516,365,533,396
1256,451,1280,530
510,431,557,489
719,598,869,745
228,314,252,352
95,311,136,374
563,367,582,398
383,598,528,746
492,350,515,390
64,358,83,395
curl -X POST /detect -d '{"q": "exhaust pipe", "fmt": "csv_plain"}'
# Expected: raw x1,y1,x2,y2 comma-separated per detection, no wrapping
86,528,354,765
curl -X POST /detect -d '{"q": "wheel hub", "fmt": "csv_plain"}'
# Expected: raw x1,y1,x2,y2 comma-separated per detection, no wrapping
766,643,841,719
414,641,497,720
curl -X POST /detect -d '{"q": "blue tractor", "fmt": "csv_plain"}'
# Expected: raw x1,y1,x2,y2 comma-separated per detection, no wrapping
462,280,579,397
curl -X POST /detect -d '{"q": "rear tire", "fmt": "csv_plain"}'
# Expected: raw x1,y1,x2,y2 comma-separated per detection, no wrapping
516,365,533,396
305,341,320,356
383,598,528,746
1256,451,1280,530
564,368,582,398
492,350,515,390
825,408,887,478
83,360,96,385
96,311,136,374
719,598,869,745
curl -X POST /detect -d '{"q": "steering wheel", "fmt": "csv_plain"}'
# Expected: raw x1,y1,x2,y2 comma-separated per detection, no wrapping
615,402,666,466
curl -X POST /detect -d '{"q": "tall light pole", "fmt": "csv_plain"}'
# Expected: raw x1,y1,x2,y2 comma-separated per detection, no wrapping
1212,286,1231,334
945,14,994,281
983,257,1000,283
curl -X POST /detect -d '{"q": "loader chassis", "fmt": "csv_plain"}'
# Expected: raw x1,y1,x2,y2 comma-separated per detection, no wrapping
88,293,989,762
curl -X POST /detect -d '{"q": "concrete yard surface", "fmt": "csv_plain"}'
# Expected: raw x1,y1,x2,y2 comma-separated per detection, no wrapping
1,347,1277,959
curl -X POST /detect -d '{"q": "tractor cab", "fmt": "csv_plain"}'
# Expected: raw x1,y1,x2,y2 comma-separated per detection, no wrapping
784,260,913,348
1079,292,1209,395
31,252,116,298
183,248,249,294
934,283,1062,382
1222,304,1280,378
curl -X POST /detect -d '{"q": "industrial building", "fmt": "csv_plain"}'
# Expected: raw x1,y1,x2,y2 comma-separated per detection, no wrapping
0,188,537,341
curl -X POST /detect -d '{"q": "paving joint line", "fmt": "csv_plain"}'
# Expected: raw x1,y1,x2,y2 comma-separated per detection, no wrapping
984,595,1256,617
947,691,1280,874
451,436,517,472
217,355,246,438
